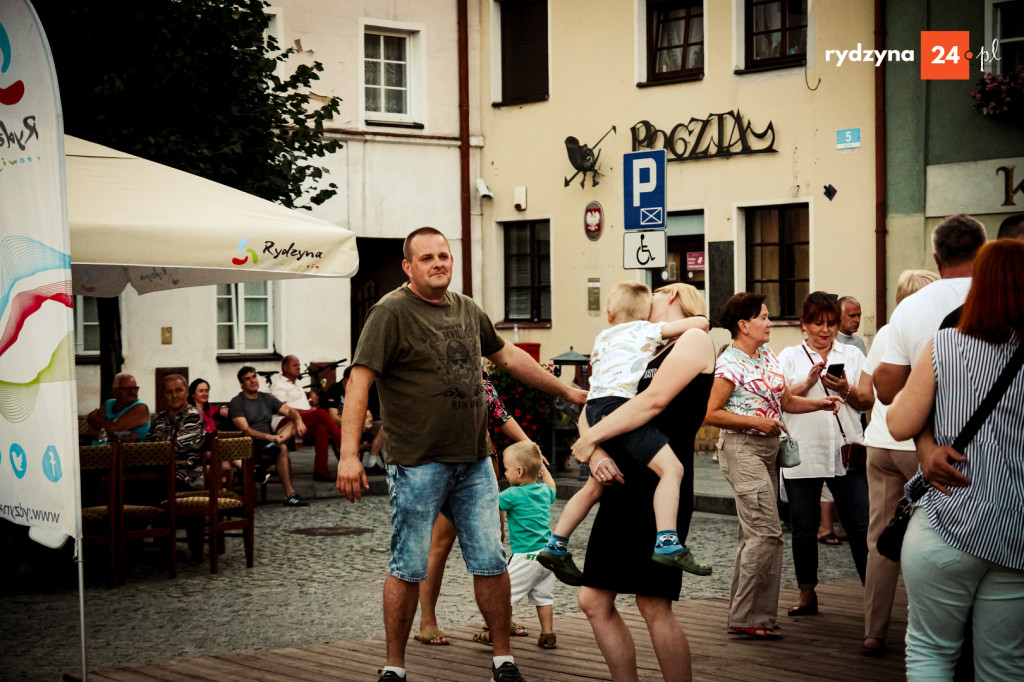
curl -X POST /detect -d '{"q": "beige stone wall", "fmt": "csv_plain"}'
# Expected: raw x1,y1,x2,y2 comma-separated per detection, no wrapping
477,0,879,361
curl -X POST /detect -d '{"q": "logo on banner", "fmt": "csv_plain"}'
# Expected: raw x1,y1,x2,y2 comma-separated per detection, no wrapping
0,22,26,106
10,443,27,479
232,237,260,265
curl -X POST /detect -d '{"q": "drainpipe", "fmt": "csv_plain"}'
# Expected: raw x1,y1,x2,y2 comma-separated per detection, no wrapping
458,0,473,296
874,0,888,325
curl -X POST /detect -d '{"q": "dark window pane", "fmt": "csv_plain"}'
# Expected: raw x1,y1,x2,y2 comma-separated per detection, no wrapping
366,87,380,111
83,325,100,351
383,35,405,61
787,28,807,56
657,48,683,73
746,204,807,318
504,220,551,322
755,32,782,59
385,89,405,113
217,326,234,350
501,0,549,104
365,61,380,86
385,63,405,88
686,45,703,69
364,34,380,59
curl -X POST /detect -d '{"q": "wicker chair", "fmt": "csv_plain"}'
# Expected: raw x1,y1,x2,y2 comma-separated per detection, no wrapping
120,441,178,581
79,444,118,585
175,436,256,573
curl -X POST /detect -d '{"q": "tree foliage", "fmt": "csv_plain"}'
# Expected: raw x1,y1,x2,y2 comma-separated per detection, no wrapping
36,0,342,208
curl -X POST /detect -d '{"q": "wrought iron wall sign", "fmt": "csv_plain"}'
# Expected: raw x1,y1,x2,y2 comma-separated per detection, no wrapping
564,126,616,187
631,111,776,162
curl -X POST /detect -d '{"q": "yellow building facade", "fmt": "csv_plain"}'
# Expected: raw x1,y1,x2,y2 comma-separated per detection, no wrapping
476,0,878,360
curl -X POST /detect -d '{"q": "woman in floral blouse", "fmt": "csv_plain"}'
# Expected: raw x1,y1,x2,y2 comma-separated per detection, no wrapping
704,292,839,640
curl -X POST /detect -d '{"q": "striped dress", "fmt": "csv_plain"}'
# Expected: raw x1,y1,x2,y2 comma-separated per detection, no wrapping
914,329,1024,571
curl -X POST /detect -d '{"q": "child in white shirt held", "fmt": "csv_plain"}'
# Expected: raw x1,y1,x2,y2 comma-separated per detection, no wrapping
538,281,711,585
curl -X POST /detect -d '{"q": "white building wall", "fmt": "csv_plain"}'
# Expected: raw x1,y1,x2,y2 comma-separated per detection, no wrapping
77,0,477,412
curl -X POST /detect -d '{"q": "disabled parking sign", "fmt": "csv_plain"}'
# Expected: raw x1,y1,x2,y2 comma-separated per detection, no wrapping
623,150,667,230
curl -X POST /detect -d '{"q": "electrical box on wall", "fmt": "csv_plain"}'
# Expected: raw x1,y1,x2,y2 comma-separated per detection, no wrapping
161,327,173,345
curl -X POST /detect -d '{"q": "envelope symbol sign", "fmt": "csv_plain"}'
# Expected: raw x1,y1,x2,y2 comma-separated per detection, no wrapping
640,208,663,225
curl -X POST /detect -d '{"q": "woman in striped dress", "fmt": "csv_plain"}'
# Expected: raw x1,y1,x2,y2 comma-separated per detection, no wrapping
888,239,1024,680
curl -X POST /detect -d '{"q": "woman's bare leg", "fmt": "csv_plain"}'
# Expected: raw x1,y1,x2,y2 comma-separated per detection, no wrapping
417,514,456,642
579,586,639,682
636,595,692,682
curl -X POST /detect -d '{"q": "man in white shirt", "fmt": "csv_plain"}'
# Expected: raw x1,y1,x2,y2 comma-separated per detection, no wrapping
270,355,342,482
873,214,986,406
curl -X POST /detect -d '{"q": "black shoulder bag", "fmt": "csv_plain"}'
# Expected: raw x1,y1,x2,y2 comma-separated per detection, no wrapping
876,339,1024,562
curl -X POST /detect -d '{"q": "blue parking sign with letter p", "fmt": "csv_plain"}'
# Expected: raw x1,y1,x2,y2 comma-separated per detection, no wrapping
623,150,667,230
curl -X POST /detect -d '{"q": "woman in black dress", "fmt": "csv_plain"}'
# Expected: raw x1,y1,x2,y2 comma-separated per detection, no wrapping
571,283,716,682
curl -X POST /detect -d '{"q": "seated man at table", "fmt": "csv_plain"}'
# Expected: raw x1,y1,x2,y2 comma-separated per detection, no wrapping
86,373,151,444
144,373,206,491
228,365,309,507
324,365,385,472
270,354,342,482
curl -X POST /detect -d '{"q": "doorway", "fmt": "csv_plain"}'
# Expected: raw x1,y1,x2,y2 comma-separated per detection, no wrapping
349,237,405,351
649,212,705,294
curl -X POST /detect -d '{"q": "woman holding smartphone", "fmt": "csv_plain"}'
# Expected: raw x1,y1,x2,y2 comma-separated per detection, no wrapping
778,292,873,617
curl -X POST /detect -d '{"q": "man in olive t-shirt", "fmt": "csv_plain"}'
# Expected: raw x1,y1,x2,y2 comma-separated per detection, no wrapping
336,227,586,682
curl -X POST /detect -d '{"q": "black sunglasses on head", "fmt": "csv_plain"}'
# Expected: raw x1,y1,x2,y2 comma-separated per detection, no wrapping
808,293,838,303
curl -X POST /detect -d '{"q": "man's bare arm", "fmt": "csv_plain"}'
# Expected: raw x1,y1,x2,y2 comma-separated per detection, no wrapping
873,362,911,405
487,343,588,404
336,365,378,502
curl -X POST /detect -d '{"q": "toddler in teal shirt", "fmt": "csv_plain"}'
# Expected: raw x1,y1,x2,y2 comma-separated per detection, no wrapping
495,441,558,650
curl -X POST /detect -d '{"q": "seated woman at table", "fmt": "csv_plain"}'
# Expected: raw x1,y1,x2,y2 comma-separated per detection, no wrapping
146,374,206,491
188,377,228,432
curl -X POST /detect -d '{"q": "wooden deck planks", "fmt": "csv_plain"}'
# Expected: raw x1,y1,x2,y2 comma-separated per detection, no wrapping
84,579,908,681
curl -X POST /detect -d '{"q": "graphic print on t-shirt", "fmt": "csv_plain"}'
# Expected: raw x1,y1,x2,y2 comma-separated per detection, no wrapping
424,322,485,408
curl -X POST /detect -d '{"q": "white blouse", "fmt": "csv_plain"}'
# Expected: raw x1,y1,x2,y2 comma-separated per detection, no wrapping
777,341,866,479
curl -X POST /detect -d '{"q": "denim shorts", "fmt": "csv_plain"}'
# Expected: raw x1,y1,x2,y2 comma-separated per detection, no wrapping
386,457,507,581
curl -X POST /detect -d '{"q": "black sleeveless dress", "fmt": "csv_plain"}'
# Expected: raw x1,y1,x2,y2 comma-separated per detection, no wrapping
580,345,715,599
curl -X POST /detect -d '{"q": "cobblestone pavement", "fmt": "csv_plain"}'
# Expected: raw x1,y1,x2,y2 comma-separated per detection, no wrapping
0,482,862,682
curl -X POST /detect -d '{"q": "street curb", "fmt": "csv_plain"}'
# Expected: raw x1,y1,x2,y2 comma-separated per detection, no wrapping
267,473,737,516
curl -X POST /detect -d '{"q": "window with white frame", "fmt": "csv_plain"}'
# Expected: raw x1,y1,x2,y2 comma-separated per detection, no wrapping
73,295,100,355
365,32,409,117
503,220,551,323
495,0,549,105
743,0,807,71
264,7,286,82
362,20,424,126
217,282,274,353
745,204,809,319
645,1,704,84
986,1,1024,74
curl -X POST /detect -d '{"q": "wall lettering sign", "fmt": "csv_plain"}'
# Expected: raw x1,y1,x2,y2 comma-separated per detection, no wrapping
630,111,777,162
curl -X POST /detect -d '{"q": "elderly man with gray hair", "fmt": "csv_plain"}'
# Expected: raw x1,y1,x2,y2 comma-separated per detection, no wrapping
837,296,867,354
145,373,207,491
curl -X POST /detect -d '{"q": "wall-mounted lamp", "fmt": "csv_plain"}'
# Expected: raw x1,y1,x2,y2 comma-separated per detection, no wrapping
514,186,527,211
476,178,493,198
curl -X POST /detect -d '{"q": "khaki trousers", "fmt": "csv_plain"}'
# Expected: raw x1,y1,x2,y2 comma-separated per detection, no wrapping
863,445,919,639
718,432,784,629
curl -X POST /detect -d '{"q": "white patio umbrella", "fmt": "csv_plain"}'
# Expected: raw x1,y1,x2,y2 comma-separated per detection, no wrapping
65,135,358,296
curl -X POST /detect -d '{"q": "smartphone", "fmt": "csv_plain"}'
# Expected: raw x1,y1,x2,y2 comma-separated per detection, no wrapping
826,363,845,378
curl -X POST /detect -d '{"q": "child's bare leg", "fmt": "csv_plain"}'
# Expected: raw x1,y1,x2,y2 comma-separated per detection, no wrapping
537,604,553,634
646,446,684,532
647,445,712,576
552,475,604,538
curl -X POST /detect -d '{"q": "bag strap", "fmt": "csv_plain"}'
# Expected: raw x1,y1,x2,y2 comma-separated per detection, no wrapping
951,338,1024,453
907,337,1024,503
801,344,850,442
